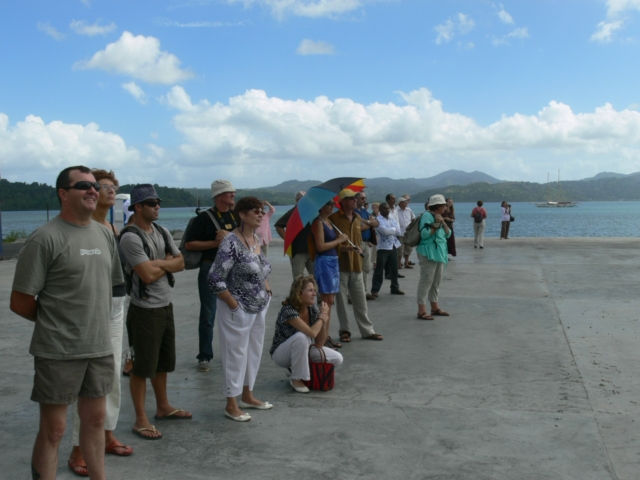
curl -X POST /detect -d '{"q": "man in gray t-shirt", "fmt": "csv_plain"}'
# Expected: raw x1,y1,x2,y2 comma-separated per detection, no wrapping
10,165,123,480
119,184,192,440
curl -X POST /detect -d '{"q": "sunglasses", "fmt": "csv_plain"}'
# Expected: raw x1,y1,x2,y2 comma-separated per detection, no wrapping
63,181,101,191
252,208,265,215
142,200,161,208
99,183,118,193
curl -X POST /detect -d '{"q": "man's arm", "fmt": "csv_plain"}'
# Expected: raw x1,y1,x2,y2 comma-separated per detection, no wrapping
10,290,37,321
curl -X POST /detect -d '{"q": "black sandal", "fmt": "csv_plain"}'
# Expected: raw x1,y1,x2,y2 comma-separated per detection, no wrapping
325,336,342,349
339,330,351,343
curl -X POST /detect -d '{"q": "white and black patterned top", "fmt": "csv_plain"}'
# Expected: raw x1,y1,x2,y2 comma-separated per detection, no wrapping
269,304,319,355
208,232,271,313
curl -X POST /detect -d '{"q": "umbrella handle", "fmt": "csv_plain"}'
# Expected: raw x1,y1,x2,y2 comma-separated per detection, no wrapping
329,221,365,258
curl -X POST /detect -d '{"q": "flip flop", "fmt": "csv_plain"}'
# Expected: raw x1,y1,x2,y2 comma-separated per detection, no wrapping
416,313,434,320
105,440,134,456
154,408,192,420
68,458,89,477
132,425,163,440
431,309,450,316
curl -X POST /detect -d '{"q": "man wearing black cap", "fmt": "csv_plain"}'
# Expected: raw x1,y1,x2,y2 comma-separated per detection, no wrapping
119,184,191,440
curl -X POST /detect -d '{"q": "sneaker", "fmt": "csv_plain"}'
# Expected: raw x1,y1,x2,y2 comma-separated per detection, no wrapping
198,360,210,372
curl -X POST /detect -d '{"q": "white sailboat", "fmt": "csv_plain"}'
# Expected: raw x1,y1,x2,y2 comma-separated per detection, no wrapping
536,171,577,207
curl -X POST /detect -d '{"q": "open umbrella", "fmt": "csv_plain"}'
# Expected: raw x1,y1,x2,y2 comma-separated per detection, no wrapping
284,177,365,255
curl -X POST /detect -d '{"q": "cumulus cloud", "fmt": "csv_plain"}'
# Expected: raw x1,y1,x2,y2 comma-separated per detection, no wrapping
74,31,194,84
592,0,640,42
37,22,65,40
296,39,335,55
0,113,141,183
70,19,117,36
158,88,640,184
3,89,640,187
226,0,365,19
435,13,475,45
122,81,147,103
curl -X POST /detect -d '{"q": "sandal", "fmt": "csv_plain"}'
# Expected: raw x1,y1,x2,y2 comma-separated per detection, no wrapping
363,333,384,341
431,309,450,316
339,330,351,343
105,440,134,456
325,336,342,349
68,458,89,477
416,313,434,320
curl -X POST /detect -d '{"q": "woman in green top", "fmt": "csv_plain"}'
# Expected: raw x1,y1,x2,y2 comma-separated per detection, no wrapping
416,194,451,320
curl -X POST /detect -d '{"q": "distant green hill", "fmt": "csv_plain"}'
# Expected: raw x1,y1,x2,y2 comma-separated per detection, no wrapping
3,171,640,211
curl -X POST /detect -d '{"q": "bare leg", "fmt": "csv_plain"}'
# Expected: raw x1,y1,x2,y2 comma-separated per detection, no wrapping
77,396,106,480
32,403,68,480
151,372,192,419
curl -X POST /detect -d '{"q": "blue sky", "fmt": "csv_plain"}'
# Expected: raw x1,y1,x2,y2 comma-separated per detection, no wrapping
1,0,639,188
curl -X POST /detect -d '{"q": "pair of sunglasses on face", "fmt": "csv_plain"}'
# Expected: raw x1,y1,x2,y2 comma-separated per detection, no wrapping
63,181,119,192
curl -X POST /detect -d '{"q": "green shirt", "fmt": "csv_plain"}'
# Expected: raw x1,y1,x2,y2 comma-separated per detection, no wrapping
12,216,124,359
416,212,451,263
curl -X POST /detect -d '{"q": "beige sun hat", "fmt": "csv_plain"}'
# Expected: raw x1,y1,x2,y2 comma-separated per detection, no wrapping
426,194,446,207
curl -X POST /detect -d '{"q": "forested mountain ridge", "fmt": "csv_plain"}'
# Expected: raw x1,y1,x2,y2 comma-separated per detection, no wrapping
2,171,640,210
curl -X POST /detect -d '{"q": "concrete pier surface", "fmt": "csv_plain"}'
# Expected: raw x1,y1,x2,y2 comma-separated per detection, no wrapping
1,237,640,479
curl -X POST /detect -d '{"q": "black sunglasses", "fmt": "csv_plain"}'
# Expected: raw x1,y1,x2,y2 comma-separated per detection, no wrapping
63,181,101,191
142,200,161,207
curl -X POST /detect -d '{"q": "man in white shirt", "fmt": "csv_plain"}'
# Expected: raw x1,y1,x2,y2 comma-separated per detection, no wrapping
397,195,416,269
370,202,404,297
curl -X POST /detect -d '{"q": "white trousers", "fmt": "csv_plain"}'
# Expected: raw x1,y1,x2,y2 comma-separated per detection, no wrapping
72,296,125,444
271,332,343,381
217,298,270,398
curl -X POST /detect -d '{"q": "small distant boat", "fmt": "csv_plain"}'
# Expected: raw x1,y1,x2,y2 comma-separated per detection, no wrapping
535,200,577,208
536,170,577,208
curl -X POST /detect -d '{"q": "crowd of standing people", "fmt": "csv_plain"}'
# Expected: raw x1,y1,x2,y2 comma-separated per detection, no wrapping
9,165,515,479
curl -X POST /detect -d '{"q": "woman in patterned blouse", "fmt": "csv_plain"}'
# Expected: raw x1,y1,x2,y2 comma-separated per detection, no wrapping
209,197,273,422
270,276,343,393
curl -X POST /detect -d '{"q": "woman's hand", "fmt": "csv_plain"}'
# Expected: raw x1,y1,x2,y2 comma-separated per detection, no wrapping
337,233,349,244
319,301,329,317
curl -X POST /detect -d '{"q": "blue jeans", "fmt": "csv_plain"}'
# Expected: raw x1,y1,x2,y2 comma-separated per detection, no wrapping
197,261,217,361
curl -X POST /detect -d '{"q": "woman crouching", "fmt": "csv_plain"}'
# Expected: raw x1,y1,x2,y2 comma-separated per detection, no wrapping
270,276,343,393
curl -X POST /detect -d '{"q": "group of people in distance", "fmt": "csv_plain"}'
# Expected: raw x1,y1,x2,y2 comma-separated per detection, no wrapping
470,199,513,248
9,165,464,479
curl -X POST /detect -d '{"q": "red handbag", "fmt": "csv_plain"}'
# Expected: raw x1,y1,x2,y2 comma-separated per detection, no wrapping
304,345,335,391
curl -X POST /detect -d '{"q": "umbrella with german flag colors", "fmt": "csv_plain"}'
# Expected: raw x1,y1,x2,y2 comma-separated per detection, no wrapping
283,177,365,256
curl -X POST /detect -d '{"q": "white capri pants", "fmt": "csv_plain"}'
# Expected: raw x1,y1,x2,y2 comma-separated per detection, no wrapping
217,298,270,398
271,332,343,381
417,255,446,305
72,296,125,444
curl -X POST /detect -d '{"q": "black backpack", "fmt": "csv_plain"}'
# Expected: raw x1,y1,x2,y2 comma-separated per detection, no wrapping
119,223,175,299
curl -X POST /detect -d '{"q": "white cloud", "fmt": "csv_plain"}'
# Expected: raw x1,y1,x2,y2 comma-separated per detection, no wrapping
164,86,197,111
70,19,117,36
75,31,194,84
593,0,640,42
122,82,147,103
497,6,514,24
296,39,335,55
158,88,640,185
0,113,141,183
3,89,640,187
591,19,624,42
226,0,365,19
606,0,640,17
37,22,65,40
435,13,475,45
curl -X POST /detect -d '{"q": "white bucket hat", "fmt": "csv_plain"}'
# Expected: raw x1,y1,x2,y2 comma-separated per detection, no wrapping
426,194,446,207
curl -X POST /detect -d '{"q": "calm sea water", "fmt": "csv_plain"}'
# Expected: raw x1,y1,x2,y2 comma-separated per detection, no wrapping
2,201,640,240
